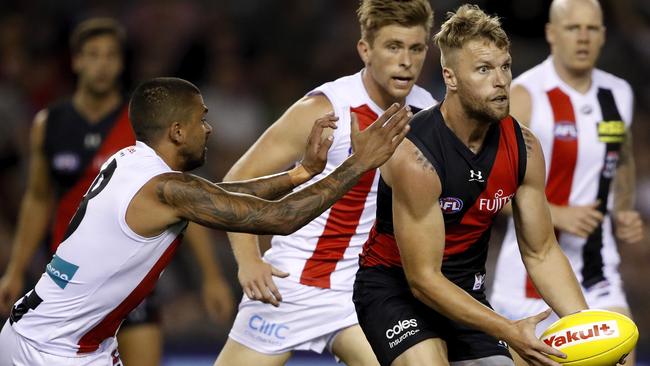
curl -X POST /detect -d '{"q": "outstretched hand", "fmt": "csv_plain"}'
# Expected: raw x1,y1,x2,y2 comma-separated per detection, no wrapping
299,113,338,177
350,103,412,171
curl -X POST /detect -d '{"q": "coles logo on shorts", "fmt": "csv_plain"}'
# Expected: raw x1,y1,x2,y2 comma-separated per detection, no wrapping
46,255,79,289
386,318,420,348
439,197,463,214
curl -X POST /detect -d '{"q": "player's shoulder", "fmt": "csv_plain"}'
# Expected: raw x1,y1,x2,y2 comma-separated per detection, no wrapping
308,72,362,101
46,98,74,115
407,84,436,109
592,68,633,94
512,61,547,91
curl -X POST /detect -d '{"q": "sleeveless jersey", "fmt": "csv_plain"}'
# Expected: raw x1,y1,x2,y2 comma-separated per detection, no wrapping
493,57,634,299
264,70,435,291
10,142,186,356
43,100,135,252
360,104,527,283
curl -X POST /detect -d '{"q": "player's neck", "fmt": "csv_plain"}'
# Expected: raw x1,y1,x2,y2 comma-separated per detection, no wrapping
552,57,593,94
361,69,405,110
440,96,491,154
72,88,122,124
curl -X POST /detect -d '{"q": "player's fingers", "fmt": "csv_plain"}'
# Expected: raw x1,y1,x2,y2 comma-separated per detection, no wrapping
370,103,401,130
318,135,334,159
271,266,289,278
265,278,283,304
382,106,409,133
581,215,601,232
243,285,257,301
586,209,604,223
532,308,553,323
573,223,591,238
391,124,411,150
350,112,360,137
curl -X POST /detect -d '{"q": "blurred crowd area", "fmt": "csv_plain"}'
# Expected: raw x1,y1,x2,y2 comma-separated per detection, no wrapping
0,0,648,360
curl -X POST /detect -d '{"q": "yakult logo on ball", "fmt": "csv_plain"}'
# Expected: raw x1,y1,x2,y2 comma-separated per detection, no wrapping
542,321,619,349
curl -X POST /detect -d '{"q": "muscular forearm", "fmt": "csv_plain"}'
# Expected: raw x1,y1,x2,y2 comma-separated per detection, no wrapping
409,273,513,340
524,242,587,316
6,194,52,277
217,165,312,200
254,158,363,234
157,157,364,235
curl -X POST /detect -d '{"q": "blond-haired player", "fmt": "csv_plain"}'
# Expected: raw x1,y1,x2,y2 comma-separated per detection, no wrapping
354,5,589,366
215,1,436,365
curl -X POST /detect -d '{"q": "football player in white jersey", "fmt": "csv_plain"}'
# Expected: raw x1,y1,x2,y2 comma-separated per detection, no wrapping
0,18,234,366
215,1,435,365
0,77,412,366
491,0,643,365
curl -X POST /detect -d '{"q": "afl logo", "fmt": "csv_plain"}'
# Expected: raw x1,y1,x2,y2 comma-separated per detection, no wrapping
439,197,463,214
554,122,577,141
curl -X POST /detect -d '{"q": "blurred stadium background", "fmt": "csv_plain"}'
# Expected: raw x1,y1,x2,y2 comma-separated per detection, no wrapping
0,0,648,365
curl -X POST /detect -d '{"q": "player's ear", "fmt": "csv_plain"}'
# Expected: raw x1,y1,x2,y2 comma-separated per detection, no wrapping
545,22,554,45
168,121,185,144
357,38,371,65
442,66,457,91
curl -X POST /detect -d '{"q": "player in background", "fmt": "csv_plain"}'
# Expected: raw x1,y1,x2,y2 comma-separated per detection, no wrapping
0,18,234,366
491,0,643,364
214,1,436,365
0,76,412,366
354,5,589,366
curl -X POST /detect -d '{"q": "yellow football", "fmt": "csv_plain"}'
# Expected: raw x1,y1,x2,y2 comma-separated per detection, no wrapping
540,309,638,365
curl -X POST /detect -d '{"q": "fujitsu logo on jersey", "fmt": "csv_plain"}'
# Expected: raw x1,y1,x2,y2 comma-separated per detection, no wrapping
542,321,619,349
479,189,514,213
553,122,578,141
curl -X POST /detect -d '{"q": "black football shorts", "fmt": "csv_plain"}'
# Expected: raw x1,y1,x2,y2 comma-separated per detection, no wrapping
353,265,512,366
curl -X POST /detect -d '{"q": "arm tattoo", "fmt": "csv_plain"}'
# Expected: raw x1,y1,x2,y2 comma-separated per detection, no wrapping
413,147,436,173
156,161,363,235
522,128,535,158
216,171,296,200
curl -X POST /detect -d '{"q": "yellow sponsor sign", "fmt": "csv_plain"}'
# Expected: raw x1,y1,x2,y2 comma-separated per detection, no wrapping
597,120,625,143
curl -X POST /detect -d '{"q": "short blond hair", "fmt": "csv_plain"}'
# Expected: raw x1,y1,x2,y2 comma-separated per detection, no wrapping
433,4,509,58
357,0,434,45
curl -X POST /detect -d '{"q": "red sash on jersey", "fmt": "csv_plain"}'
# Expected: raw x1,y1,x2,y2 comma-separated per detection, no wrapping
299,105,377,289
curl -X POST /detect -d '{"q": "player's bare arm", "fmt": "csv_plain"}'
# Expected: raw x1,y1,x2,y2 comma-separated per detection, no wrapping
0,110,54,313
223,94,334,305
509,84,533,126
612,131,643,244
383,139,566,366
511,127,588,316
129,103,410,236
